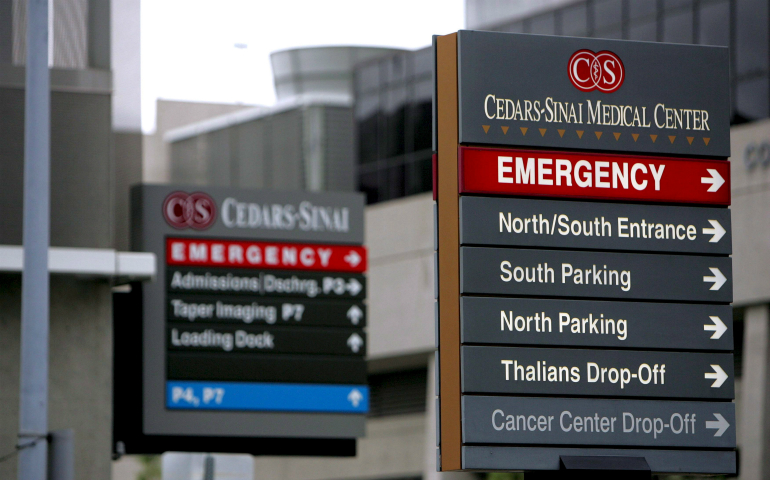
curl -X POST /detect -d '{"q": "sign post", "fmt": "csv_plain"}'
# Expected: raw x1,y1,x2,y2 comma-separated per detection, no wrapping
433,30,734,475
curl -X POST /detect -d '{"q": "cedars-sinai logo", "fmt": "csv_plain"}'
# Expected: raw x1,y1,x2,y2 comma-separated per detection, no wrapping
568,49,625,93
163,191,217,230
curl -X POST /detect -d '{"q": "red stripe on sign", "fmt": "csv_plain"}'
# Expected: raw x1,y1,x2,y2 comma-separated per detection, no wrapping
459,146,730,205
166,238,367,272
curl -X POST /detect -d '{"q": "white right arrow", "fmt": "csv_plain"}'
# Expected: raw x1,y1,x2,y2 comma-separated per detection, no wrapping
705,413,730,437
703,219,726,243
347,305,363,325
704,316,727,340
705,364,728,388
347,333,364,353
703,267,727,291
344,251,362,267
346,278,363,296
701,169,725,192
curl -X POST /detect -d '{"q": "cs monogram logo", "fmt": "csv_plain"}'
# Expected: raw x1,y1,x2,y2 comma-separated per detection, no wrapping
568,49,625,93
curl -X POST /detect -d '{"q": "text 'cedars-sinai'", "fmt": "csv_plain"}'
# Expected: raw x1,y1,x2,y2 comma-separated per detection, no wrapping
221,198,350,233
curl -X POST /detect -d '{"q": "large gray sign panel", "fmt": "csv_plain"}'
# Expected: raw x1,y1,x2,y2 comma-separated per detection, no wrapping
457,30,730,157
462,396,735,448
461,446,736,474
461,297,733,351
460,246,732,302
460,196,731,255
461,346,734,399
131,184,367,439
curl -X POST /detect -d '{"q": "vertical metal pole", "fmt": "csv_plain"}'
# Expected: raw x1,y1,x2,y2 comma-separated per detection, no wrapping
18,0,50,478
203,454,215,480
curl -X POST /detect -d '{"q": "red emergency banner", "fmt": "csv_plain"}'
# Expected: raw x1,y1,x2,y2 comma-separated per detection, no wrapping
459,146,730,205
166,238,367,273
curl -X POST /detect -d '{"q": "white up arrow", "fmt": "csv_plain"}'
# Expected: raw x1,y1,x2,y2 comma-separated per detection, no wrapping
703,267,727,291
346,278,363,296
347,305,364,325
705,364,728,388
703,219,727,243
344,251,362,267
347,333,364,353
705,413,730,437
704,316,728,340
347,388,363,407
701,169,725,192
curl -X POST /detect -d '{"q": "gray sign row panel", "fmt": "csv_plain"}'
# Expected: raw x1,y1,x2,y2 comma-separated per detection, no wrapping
460,246,732,302
460,196,731,254
461,296,732,351
462,396,735,448
461,345,734,399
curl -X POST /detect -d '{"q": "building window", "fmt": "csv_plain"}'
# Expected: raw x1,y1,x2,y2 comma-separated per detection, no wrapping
698,1,730,46
355,49,434,204
355,0,770,204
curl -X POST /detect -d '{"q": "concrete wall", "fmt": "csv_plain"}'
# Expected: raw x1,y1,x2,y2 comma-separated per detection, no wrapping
730,118,770,306
0,85,114,248
366,193,435,360
728,119,770,480
167,105,357,193
143,100,254,183
0,276,114,479
0,65,115,478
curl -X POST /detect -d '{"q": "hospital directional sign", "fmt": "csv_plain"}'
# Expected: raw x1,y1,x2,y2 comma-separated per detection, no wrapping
121,184,369,456
167,295,366,327
434,30,734,474
460,197,731,255
459,146,730,205
462,396,735,448
461,346,734,399
461,297,732,351
461,247,732,302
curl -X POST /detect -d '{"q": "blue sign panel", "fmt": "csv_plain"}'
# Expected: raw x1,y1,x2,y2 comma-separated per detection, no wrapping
166,381,369,413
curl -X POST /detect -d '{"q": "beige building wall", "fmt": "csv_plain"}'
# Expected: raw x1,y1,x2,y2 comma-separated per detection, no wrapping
728,119,770,480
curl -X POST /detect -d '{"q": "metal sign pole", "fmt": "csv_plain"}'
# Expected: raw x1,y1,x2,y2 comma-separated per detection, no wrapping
18,0,50,478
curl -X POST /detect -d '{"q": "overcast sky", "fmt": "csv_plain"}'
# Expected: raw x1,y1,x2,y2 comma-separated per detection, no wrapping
141,0,465,132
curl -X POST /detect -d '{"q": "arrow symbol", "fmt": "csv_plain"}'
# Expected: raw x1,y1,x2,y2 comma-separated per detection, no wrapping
347,333,364,353
705,413,730,437
346,278,363,296
344,251,362,267
701,169,725,192
347,388,363,408
705,364,728,388
347,305,364,325
704,316,727,339
703,219,726,243
703,267,727,291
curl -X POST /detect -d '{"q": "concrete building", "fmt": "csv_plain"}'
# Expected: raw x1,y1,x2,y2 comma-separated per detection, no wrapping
142,99,260,185
162,46,403,193
2,0,770,479
0,0,153,478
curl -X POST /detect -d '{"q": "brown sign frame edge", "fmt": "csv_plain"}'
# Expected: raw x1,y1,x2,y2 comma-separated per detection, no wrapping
436,32,462,471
